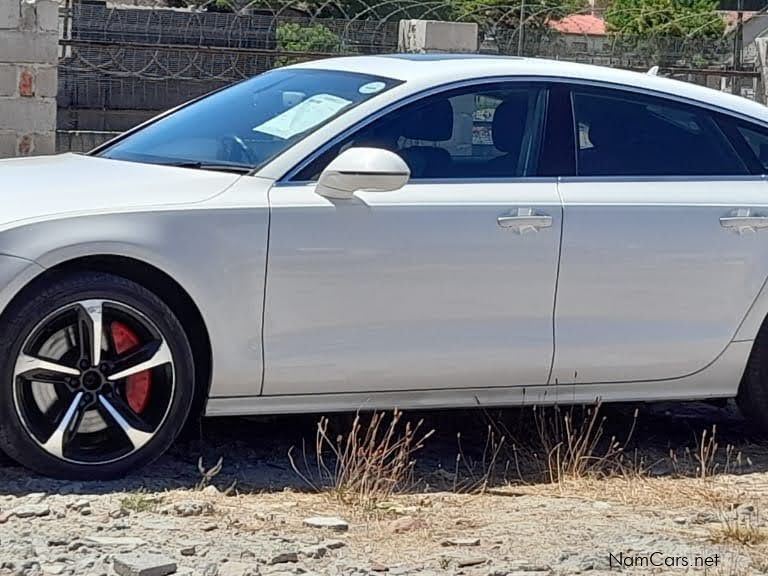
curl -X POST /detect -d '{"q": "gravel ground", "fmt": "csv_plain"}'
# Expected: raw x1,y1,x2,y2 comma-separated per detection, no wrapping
2,402,768,576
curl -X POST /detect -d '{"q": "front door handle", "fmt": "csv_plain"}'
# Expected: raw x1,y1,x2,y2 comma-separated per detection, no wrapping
720,208,768,235
497,208,553,234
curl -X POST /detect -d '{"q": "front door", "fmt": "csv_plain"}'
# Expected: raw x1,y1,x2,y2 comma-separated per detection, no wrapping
262,81,562,395
553,84,768,384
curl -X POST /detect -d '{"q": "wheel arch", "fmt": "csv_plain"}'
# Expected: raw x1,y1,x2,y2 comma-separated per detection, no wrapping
1,254,213,424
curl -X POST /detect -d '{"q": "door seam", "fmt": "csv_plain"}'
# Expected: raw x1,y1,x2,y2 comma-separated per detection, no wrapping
547,177,566,385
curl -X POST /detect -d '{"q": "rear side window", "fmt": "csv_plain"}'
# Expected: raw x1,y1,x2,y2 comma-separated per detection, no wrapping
571,88,748,177
735,124,768,172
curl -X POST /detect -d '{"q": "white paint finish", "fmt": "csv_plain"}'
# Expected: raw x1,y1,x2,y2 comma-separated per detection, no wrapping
207,340,751,416
263,180,562,395
553,179,768,384
0,153,240,229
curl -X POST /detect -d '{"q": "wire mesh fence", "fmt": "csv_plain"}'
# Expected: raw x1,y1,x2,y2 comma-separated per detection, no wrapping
56,0,761,151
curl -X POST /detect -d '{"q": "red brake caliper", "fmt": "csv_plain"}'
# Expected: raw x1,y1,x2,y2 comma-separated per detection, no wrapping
110,321,152,413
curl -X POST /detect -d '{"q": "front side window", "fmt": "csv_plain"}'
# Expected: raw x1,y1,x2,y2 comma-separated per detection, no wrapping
735,123,768,171
572,88,748,177
99,69,400,171
293,82,548,181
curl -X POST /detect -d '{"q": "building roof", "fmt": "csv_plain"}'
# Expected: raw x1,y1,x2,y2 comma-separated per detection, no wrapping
548,14,607,36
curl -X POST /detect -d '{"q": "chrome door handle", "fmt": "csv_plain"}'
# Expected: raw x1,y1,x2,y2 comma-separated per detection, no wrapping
720,208,768,235
497,208,552,234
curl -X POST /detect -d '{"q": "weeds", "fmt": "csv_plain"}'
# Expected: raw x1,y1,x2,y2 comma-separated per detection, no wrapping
289,410,434,508
711,507,768,546
196,456,223,490
119,492,163,513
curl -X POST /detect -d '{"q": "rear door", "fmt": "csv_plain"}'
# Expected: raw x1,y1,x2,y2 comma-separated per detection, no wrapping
263,81,563,395
553,84,768,384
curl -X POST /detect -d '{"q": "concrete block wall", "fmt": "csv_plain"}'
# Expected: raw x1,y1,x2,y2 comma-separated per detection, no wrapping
0,0,58,158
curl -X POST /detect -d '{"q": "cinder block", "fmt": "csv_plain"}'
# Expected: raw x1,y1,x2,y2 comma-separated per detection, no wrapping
0,131,17,158
0,64,17,97
398,20,478,53
35,0,59,32
0,30,58,64
0,1,20,30
31,131,55,155
0,98,56,132
35,65,57,98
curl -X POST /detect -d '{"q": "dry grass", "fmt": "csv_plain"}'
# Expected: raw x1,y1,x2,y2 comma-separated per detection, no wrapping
289,409,434,508
119,492,164,513
711,510,768,546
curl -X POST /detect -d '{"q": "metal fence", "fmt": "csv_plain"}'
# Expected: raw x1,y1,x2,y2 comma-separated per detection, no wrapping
56,0,761,152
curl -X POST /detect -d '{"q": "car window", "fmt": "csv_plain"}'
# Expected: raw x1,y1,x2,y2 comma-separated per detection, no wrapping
571,88,748,177
292,83,548,181
99,69,400,171
735,124,768,171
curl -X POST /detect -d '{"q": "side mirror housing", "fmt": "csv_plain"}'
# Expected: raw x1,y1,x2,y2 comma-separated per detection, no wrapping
315,147,410,199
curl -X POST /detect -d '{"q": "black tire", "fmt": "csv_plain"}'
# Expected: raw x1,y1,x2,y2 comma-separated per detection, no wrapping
738,320,768,434
0,271,195,479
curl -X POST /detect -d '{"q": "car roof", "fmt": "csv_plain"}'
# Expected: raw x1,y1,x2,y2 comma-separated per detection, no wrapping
290,54,768,124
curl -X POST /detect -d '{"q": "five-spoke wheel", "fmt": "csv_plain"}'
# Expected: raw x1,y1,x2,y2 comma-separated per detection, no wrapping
0,272,194,479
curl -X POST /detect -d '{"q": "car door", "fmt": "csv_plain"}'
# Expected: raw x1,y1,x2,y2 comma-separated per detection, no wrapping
262,81,563,395
553,83,768,385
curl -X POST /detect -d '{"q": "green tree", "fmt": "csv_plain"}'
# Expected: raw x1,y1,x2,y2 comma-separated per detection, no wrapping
276,23,341,65
605,0,725,38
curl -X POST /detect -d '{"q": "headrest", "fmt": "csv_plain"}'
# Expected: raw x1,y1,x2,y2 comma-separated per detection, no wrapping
492,94,529,153
401,99,454,141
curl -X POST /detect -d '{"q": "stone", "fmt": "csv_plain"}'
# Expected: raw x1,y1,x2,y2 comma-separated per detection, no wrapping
84,536,147,547
68,499,90,512
217,561,257,576
300,544,327,559
369,561,389,572
441,537,480,547
13,504,51,518
455,556,487,568
268,551,298,565
387,516,427,534
322,540,346,550
168,501,214,517
303,516,349,531
202,485,220,496
113,553,177,576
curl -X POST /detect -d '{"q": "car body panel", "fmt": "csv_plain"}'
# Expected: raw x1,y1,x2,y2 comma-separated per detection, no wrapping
0,177,273,398
263,180,562,395
552,178,768,384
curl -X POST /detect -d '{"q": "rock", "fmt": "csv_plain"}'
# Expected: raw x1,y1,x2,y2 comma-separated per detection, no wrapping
217,561,257,576
672,517,688,525
455,556,487,568
41,564,66,575
303,516,349,531
84,536,147,547
110,508,130,519
441,538,480,547
300,544,327,559
268,551,299,565
202,486,220,496
113,553,177,576
68,499,90,512
12,504,51,519
323,540,346,550
387,516,427,534
46,538,69,547
201,522,218,532
161,501,213,517
369,561,389,572
180,546,196,557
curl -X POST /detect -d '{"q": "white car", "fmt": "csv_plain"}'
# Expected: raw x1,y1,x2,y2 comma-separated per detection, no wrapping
2,54,768,479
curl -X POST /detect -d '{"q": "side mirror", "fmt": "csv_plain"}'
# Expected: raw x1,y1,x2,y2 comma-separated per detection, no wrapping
315,147,410,199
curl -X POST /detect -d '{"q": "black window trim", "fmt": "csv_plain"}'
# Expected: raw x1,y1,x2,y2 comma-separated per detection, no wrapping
716,115,768,175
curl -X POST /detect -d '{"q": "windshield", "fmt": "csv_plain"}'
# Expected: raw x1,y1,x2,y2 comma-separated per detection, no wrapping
99,69,400,171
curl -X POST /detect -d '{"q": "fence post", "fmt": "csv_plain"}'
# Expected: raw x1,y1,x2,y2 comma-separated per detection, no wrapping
398,20,478,53
0,0,58,158
756,37,768,105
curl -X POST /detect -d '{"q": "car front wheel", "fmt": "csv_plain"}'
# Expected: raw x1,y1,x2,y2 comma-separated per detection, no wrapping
0,271,194,479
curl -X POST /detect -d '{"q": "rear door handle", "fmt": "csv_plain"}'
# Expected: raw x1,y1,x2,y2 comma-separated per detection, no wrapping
720,208,768,235
497,208,552,234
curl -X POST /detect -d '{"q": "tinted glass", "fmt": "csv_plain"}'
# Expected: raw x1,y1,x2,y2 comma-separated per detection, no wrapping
736,124,768,171
293,83,548,181
572,89,748,177
100,69,399,170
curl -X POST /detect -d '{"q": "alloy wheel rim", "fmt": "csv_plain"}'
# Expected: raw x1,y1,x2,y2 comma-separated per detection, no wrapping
12,299,175,465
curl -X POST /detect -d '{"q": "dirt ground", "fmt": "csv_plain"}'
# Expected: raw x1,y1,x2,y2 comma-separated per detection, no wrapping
2,401,768,576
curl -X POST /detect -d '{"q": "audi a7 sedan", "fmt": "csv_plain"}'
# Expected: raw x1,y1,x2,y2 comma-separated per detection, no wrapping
3,55,768,478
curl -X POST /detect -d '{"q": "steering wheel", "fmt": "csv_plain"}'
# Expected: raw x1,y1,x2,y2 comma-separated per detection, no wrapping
221,134,256,166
